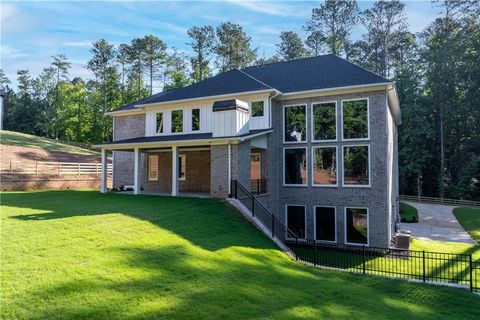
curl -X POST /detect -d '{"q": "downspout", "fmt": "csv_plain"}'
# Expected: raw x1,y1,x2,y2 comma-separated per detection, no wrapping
227,140,232,196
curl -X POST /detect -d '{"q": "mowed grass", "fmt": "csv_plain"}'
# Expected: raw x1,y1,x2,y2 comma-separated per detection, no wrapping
399,202,418,222
0,130,98,155
1,191,479,319
453,207,480,243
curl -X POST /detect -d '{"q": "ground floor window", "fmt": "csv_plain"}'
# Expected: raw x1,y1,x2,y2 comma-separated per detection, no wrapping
284,148,307,185
251,153,261,180
179,154,186,180
148,155,158,181
286,205,306,239
345,207,368,245
312,146,337,186
315,206,336,242
343,145,369,186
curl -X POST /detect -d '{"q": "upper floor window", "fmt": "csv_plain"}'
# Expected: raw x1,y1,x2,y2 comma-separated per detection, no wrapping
342,99,369,140
192,109,200,131
156,113,164,134
343,145,370,187
312,102,336,141
252,101,264,117
172,110,183,133
284,104,306,142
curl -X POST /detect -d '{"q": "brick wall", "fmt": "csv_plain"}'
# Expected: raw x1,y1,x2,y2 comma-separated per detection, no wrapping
0,174,111,191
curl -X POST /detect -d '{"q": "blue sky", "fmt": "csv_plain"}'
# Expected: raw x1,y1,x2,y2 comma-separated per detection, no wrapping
1,0,441,91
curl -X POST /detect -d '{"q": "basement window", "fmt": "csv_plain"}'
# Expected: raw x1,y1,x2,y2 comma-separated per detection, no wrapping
315,206,336,242
345,207,369,245
286,205,306,239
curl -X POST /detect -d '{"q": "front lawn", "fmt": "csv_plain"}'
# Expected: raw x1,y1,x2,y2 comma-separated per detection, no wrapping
453,207,480,243
1,191,479,319
400,202,418,222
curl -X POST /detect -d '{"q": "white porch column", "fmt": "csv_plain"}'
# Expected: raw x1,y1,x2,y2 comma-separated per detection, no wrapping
133,148,141,195
100,148,108,193
171,146,179,196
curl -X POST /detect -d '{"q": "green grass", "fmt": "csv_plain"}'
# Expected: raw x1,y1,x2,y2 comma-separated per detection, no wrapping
453,207,480,243
400,202,418,222
1,191,479,319
0,130,98,156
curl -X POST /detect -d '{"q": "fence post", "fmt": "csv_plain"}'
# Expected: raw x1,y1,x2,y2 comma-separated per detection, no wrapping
9,161,12,173
470,254,473,292
96,163,99,175
251,195,255,217
58,163,61,175
78,163,81,175
362,245,366,274
257,179,260,195
271,214,274,237
35,162,38,175
295,237,298,261
314,241,317,267
422,251,426,282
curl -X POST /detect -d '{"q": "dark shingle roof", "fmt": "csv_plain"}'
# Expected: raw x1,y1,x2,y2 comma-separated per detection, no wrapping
102,129,271,146
116,69,272,111
114,54,390,112
242,54,390,93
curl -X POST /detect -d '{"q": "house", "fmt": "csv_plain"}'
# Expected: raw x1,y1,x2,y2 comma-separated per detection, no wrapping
94,54,401,248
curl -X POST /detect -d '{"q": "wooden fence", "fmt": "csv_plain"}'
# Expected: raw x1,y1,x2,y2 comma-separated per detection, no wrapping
1,161,112,176
400,195,479,208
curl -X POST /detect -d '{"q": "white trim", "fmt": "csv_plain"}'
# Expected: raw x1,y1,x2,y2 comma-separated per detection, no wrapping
282,103,307,144
310,100,338,142
283,147,308,187
136,89,277,108
178,154,186,181
100,149,108,193
341,98,370,142
344,207,369,246
311,146,338,187
148,154,159,181
133,148,141,195
171,146,178,196
313,206,337,243
285,204,307,240
93,129,273,150
277,82,394,99
341,144,371,188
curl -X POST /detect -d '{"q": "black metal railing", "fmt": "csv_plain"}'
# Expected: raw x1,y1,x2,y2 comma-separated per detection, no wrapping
250,179,267,195
230,180,479,293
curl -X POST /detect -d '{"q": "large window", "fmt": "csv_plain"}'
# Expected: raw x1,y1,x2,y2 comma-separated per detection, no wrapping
286,205,306,239
156,113,164,134
179,154,186,180
345,208,368,245
171,110,183,133
342,99,369,140
312,102,336,141
343,145,369,186
284,105,306,142
315,206,336,242
312,147,337,186
192,109,200,131
252,101,264,117
284,148,307,185
148,155,158,181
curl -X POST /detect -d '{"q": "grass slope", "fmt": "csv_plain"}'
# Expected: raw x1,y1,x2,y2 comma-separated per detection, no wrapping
1,191,479,319
0,130,98,156
399,202,418,222
453,207,480,242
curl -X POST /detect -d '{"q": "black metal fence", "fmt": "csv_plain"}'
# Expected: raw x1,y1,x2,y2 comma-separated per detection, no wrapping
250,179,268,195
231,180,480,293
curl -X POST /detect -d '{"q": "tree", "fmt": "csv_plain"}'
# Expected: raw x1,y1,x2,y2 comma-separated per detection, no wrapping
164,48,191,90
276,31,309,61
305,0,359,56
117,43,130,104
358,0,408,78
50,54,71,138
140,35,167,95
305,31,325,56
187,25,215,82
214,22,256,71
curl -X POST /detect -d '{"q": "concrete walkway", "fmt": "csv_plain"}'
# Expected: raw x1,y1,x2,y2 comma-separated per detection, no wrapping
398,201,478,245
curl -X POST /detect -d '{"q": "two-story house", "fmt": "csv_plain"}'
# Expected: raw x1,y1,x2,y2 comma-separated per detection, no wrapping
95,54,401,248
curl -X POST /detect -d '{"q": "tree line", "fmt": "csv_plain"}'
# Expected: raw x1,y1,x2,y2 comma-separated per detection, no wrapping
1,0,479,200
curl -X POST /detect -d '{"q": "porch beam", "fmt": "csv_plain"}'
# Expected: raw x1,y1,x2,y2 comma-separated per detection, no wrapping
133,148,141,195
100,148,108,193
171,146,179,196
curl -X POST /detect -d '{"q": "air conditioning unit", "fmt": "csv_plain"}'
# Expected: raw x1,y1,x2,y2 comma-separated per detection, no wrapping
395,230,411,250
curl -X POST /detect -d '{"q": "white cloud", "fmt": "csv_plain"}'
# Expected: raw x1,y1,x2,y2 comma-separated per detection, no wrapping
0,45,28,59
62,41,93,47
224,0,309,17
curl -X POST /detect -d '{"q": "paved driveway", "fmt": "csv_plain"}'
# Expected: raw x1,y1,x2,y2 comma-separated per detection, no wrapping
398,201,477,245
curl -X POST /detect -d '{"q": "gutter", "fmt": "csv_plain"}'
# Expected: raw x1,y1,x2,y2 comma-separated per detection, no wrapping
277,82,395,99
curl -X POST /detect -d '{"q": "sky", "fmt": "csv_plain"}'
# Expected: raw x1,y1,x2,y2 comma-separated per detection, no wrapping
1,0,442,92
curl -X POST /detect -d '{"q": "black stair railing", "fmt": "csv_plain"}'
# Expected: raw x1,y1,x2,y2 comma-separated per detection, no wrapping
229,180,478,293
